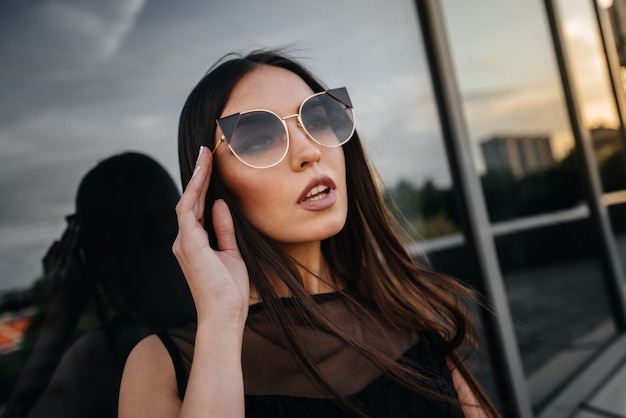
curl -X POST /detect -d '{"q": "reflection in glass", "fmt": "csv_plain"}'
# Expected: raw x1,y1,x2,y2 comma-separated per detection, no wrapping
338,1,502,405
0,0,505,411
560,0,626,275
557,0,626,195
440,0,618,409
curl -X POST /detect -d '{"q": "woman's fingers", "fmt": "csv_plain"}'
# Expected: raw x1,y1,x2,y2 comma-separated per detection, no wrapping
172,152,249,320
177,146,212,228
56,222,74,262
194,147,212,224
189,146,211,208
42,240,60,274
58,218,80,266
212,199,238,252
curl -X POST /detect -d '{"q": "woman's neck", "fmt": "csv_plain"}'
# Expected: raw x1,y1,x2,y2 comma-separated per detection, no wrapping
248,241,341,304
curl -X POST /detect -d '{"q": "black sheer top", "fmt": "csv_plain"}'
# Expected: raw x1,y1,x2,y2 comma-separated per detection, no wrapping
157,291,465,417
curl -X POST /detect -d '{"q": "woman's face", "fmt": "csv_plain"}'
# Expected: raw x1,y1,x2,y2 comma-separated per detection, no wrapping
213,65,348,248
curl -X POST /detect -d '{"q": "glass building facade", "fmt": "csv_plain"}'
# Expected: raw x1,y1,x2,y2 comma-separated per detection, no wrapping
1,0,626,417
420,1,626,416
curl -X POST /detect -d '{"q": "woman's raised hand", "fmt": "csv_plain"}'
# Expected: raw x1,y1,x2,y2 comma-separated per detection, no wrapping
121,148,249,418
41,216,91,320
173,146,250,324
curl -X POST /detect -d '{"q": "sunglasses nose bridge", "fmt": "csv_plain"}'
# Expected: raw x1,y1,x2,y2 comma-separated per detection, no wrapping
284,112,316,145
281,113,300,126
281,113,307,136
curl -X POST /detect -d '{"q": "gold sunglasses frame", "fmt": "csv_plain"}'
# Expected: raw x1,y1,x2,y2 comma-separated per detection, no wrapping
213,87,355,169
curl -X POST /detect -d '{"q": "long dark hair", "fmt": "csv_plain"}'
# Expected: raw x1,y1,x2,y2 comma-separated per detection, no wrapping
178,49,498,417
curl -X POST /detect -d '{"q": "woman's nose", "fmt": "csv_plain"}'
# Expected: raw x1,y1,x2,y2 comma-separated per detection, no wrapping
287,119,321,169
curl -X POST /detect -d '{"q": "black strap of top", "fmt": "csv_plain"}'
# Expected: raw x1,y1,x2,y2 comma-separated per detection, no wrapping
156,332,187,399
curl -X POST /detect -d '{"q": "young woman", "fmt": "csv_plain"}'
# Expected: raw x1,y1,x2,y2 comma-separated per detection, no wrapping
119,50,499,417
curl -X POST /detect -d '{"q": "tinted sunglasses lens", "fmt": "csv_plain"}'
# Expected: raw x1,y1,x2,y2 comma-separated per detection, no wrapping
229,112,288,168
300,93,354,146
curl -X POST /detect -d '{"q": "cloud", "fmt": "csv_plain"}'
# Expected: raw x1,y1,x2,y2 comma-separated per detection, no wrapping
562,14,620,126
1,0,145,79
349,73,450,187
0,0,146,130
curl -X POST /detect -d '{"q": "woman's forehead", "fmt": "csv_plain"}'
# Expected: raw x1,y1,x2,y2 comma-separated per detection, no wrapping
221,65,315,117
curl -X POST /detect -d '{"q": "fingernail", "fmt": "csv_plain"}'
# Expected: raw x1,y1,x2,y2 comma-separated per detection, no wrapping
191,165,201,179
196,146,205,164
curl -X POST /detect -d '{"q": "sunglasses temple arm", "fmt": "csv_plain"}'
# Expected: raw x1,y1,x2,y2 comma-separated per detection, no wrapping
212,137,225,154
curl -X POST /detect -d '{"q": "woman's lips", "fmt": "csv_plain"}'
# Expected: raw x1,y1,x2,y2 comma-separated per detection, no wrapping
297,176,337,210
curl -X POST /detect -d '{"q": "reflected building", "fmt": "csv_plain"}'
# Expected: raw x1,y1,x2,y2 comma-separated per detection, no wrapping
434,0,626,416
3,1,626,417
481,134,555,178
591,126,624,160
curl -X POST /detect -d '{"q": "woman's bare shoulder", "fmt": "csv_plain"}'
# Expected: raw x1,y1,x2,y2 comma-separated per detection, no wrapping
130,335,172,362
119,335,181,418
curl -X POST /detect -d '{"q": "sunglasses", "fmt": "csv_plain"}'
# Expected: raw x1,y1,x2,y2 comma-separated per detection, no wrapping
214,87,355,169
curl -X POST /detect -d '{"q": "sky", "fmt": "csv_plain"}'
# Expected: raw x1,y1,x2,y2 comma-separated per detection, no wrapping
0,0,617,291
442,0,619,159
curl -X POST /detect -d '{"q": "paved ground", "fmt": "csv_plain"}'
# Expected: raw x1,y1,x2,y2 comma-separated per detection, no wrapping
471,231,626,411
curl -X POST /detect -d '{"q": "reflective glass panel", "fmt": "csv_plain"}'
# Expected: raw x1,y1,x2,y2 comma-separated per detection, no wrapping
563,0,626,272
0,0,501,413
441,0,618,409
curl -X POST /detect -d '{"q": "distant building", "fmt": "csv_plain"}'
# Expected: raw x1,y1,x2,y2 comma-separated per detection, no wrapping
590,126,624,161
481,134,555,178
